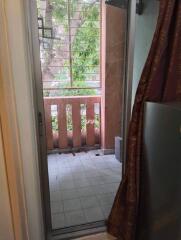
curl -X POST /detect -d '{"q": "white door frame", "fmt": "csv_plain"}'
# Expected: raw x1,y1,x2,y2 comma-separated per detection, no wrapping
26,0,136,234
0,0,45,239
26,0,53,234
122,0,136,173
25,0,137,236
0,120,15,240
0,0,136,239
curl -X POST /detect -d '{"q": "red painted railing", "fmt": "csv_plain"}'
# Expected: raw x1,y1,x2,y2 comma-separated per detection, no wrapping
44,96,101,151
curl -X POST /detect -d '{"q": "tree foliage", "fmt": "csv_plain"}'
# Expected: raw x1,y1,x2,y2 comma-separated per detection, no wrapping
39,0,100,96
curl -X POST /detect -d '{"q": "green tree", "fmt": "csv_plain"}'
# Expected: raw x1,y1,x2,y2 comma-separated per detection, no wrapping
38,0,100,97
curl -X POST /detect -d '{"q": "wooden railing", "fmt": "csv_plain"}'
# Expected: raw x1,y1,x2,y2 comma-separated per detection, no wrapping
44,96,101,151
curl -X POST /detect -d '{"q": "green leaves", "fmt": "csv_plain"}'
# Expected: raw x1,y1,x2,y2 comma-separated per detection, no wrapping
50,0,68,23
41,0,100,96
71,4,99,93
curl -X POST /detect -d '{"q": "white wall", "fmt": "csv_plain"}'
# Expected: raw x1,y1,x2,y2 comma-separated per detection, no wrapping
132,0,159,106
0,125,15,240
3,0,44,239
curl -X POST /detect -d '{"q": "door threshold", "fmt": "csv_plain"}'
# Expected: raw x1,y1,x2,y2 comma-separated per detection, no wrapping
48,221,106,240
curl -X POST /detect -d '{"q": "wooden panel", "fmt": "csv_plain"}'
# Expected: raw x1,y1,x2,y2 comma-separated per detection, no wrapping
44,102,53,150
72,102,81,147
86,102,95,146
58,103,68,149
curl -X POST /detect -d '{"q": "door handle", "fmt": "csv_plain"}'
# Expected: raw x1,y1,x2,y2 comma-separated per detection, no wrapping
136,0,144,15
38,111,43,137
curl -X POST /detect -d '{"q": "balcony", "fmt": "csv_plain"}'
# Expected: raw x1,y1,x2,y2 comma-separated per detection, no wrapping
44,95,101,151
37,0,126,231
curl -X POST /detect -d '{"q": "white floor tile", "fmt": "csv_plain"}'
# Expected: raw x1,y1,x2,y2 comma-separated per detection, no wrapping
48,150,122,229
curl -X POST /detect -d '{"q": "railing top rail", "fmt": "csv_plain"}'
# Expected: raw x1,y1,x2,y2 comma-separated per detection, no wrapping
44,95,101,99
44,95,101,105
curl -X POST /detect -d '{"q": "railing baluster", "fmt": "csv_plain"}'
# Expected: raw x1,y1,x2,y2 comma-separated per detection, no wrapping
44,96,101,150
72,102,81,147
44,102,53,150
58,103,68,149
86,102,95,146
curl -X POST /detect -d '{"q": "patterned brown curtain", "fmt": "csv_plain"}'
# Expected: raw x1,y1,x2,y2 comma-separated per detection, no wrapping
107,0,181,239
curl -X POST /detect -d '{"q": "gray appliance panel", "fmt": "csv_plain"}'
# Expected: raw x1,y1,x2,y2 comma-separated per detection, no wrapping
137,102,181,240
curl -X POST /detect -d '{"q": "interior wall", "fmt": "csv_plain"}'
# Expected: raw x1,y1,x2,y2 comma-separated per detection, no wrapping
132,0,159,106
0,122,15,240
2,0,44,239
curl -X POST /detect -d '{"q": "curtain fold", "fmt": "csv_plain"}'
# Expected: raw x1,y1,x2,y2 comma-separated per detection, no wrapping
107,0,181,239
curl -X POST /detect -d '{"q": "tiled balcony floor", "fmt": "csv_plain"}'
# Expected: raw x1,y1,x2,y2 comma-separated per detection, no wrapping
48,150,122,230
